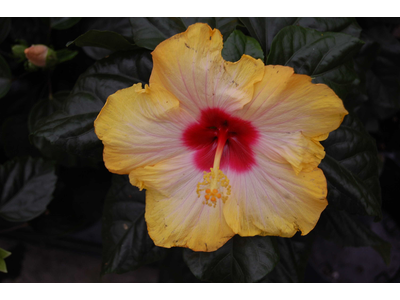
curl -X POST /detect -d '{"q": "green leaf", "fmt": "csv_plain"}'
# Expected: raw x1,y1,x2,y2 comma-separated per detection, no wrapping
130,17,239,50
183,235,279,282
130,17,187,50
320,113,382,220
28,92,81,167
55,49,78,63
82,17,133,37
32,50,153,160
0,247,11,273
259,235,315,283
240,17,361,59
50,17,81,30
295,17,362,38
102,175,168,275
78,18,134,60
28,91,68,132
221,30,264,62
318,208,391,265
67,30,137,52
266,25,363,99
240,17,297,59
0,157,57,222
0,54,12,99
0,17,11,44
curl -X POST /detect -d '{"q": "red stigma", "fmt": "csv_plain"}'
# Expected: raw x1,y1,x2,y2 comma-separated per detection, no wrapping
182,108,259,173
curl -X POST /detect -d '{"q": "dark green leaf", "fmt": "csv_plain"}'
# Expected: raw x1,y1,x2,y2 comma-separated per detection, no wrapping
0,17,11,44
221,30,264,62
55,49,78,63
0,157,57,222
130,17,187,50
50,17,81,30
259,235,315,283
318,208,391,265
313,60,360,103
28,91,68,133
295,17,362,38
81,17,133,38
32,50,153,160
320,113,382,220
183,235,279,283
267,25,363,99
240,17,361,59
28,92,81,167
0,247,11,273
67,30,137,52
102,175,168,274
0,54,12,99
240,17,297,59
130,17,239,50
79,18,134,60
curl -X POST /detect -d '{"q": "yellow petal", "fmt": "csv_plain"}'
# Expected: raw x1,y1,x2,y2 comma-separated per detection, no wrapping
238,65,348,173
150,23,264,117
94,83,193,174
130,153,235,252
255,131,326,175
240,65,348,137
223,154,328,238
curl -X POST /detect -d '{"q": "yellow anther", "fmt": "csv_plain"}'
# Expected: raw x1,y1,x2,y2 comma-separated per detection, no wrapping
196,167,231,208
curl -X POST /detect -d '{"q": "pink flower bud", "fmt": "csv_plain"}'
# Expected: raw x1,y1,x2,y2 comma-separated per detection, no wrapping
24,44,49,67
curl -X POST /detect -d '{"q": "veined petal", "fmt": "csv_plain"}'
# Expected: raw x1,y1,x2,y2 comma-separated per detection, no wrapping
94,83,193,174
223,155,328,237
129,153,235,252
150,23,264,117
238,65,348,173
240,65,348,136
255,131,326,175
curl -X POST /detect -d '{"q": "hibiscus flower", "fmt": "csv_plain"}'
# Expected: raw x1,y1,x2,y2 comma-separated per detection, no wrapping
94,23,348,252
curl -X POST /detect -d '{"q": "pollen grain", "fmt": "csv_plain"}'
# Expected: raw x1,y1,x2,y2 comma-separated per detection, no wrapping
196,168,231,208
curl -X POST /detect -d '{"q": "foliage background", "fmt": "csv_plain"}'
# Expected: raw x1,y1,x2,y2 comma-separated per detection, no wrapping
0,17,400,282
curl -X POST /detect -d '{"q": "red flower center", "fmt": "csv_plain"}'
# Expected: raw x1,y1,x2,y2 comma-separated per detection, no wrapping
183,108,259,173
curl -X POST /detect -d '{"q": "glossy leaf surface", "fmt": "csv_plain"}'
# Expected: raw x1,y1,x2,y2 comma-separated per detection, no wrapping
32,50,153,160
320,113,382,220
67,30,137,52
267,25,363,99
240,17,361,59
102,175,168,274
222,30,264,62
183,235,279,282
50,17,81,30
0,157,56,222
